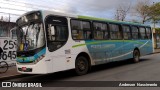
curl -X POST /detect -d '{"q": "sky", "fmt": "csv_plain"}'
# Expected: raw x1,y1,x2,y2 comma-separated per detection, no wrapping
0,0,160,25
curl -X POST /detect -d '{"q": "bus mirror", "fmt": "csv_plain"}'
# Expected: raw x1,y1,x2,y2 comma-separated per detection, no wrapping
50,26,55,35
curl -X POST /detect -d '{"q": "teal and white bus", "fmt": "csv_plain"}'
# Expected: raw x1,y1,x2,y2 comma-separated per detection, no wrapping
16,10,153,75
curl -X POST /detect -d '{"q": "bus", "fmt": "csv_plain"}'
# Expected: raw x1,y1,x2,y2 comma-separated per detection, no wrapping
15,10,153,75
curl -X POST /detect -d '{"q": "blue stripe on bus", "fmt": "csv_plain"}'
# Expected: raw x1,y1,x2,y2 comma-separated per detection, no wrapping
17,48,46,63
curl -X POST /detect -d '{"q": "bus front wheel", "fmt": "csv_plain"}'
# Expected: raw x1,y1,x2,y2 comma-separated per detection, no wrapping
75,56,89,75
133,50,140,63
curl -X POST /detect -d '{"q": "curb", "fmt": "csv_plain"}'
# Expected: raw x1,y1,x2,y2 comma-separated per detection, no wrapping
152,51,160,54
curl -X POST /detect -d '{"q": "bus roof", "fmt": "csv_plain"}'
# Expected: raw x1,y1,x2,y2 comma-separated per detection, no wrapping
78,15,150,27
17,10,150,27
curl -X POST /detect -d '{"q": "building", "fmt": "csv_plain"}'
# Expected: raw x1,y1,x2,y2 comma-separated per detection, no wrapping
153,28,160,49
0,21,16,37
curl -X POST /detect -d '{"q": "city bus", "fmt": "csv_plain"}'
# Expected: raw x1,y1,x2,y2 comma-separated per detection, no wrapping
15,10,153,75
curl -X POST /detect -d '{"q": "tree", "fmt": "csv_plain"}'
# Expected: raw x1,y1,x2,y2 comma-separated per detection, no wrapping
134,0,151,24
115,3,131,21
0,16,4,21
148,2,160,28
0,16,9,22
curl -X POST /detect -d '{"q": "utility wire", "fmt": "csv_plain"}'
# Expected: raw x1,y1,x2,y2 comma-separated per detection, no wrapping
4,0,55,10
5,0,100,12
0,7,28,12
1,1,39,10
0,12,21,16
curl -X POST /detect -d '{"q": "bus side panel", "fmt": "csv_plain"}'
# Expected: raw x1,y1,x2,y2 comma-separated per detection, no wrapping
122,40,135,60
44,40,91,73
85,39,153,65
45,48,68,73
71,40,94,66
85,40,125,65
140,40,153,55
122,40,153,60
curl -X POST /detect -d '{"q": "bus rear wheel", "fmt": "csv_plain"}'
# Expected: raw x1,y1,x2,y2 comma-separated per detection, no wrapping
133,50,140,63
75,56,89,75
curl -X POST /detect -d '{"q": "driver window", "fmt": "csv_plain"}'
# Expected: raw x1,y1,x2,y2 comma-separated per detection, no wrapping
45,16,68,52
48,24,56,41
47,25,68,41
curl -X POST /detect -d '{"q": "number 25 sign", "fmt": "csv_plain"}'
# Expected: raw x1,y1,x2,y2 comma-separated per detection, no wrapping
0,39,17,61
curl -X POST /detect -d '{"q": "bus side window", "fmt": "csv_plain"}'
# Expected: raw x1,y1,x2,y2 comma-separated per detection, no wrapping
122,25,131,40
139,27,146,39
45,15,68,52
71,20,91,40
71,20,83,39
109,24,122,40
131,26,139,39
146,27,152,39
93,22,108,40
47,24,56,41
83,21,91,39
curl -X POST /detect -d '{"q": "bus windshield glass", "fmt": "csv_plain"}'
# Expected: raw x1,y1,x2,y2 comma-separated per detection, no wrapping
17,23,45,51
16,11,45,52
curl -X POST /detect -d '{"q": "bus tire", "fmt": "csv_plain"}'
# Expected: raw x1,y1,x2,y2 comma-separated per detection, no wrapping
75,56,89,75
133,49,140,63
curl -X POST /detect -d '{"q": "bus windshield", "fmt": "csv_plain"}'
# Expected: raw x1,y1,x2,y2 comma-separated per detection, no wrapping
17,23,45,51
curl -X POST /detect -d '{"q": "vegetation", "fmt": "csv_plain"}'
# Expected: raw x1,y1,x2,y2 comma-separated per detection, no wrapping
147,2,160,28
114,0,160,28
134,1,160,27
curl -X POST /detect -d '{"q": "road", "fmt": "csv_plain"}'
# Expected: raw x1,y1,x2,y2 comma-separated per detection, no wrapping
1,53,160,90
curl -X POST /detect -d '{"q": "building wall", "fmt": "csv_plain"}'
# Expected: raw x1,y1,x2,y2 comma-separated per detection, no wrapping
0,21,16,37
0,21,16,66
153,28,160,49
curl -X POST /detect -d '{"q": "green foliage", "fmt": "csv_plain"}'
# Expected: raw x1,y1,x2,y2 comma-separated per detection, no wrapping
155,28,160,31
148,2,160,23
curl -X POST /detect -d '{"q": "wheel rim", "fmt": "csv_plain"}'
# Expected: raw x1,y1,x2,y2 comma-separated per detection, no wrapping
77,59,86,71
0,62,8,73
134,51,139,62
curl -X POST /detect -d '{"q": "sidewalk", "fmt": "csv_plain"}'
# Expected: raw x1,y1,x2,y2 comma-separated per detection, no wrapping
0,49,160,81
0,66,22,81
154,48,160,53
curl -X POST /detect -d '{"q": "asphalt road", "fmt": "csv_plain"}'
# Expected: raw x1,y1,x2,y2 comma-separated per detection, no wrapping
1,53,160,90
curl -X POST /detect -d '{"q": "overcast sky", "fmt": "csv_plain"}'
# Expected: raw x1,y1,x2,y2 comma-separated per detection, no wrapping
0,0,159,23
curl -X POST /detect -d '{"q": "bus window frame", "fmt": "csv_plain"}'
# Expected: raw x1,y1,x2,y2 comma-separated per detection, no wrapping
92,21,109,40
45,15,69,52
122,25,132,40
139,26,147,40
109,23,123,40
145,27,152,39
131,26,140,40
45,15,69,42
70,19,92,40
